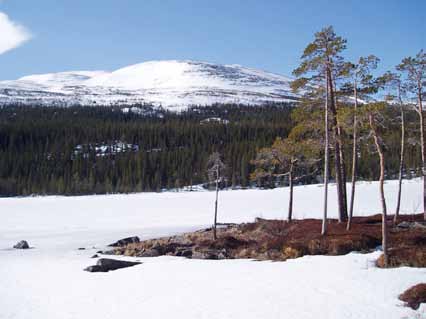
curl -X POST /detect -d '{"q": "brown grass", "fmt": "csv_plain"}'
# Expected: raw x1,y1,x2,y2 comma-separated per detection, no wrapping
108,214,425,264
399,283,426,310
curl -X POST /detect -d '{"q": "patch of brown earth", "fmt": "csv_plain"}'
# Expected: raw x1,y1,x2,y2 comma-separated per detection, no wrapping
376,247,426,268
399,283,426,310
108,214,425,263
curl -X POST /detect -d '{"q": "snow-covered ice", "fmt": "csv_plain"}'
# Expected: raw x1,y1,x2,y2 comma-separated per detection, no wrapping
1,179,425,319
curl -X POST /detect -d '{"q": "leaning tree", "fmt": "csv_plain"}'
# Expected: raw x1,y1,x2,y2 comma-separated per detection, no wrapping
397,50,426,219
358,102,391,267
378,71,407,224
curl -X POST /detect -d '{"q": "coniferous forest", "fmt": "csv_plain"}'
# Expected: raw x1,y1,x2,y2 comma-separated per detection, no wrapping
0,102,421,197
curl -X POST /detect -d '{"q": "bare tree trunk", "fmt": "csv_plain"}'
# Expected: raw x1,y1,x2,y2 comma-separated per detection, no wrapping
418,84,426,220
347,82,358,230
334,78,348,219
326,68,347,222
370,113,388,267
288,162,294,222
394,85,405,224
213,166,219,240
339,136,348,216
322,78,330,235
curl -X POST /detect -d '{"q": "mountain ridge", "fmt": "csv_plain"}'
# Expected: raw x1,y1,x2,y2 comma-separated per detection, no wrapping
0,60,298,110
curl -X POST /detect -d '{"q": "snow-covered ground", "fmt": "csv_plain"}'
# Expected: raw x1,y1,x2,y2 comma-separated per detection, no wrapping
1,179,425,319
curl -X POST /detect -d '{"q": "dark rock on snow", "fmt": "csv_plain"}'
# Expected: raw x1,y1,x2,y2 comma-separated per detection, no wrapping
84,258,141,272
137,248,161,257
108,236,140,247
91,254,99,258
13,240,29,249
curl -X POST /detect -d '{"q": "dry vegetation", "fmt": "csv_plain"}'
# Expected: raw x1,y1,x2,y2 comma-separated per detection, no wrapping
108,214,425,264
399,284,426,310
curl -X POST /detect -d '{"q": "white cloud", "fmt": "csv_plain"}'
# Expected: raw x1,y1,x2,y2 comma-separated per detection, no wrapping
0,12,30,55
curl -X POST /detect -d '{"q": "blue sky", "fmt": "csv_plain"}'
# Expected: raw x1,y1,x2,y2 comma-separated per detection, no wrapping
0,0,425,80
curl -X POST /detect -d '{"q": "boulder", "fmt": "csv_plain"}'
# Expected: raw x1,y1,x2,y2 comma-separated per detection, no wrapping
192,248,228,260
137,248,160,257
13,240,29,249
397,221,426,230
108,236,140,247
175,248,193,258
84,258,141,272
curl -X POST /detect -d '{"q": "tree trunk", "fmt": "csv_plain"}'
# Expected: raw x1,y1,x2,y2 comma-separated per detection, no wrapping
347,81,358,230
213,166,219,240
394,85,405,224
322,78,330,236
418,83,426,220
288,162,294,222
334,78,348,218
326,67,347,222
370,113,388,267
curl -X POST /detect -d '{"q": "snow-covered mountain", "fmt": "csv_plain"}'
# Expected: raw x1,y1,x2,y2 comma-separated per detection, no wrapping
0,60,298,110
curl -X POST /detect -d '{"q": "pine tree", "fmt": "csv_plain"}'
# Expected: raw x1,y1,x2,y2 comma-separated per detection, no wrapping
251,137,320,222
292,26,348,228
397,50,426,220
378,71,406,224
344,55,380,230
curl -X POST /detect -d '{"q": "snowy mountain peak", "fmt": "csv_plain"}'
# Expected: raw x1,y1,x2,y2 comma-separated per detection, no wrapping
0,60,298,110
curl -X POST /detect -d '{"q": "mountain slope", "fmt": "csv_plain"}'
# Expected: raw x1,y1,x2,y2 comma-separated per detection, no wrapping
0,60,298,110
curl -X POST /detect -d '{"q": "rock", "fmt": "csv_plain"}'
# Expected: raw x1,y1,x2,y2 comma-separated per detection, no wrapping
108,236,140,247
192,248,227,260
397,221,426,230
84,265,103,272
78,247,85,250
91,254,99,258
13,240,29,249
136,248,160,257
84,258,141,272
397,221,412,229
175,248,193,258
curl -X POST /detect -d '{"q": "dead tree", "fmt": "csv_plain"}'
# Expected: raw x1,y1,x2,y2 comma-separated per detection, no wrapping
207,152,227,240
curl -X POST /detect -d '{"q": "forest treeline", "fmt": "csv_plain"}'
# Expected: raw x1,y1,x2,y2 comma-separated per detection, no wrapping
0,101,421,197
